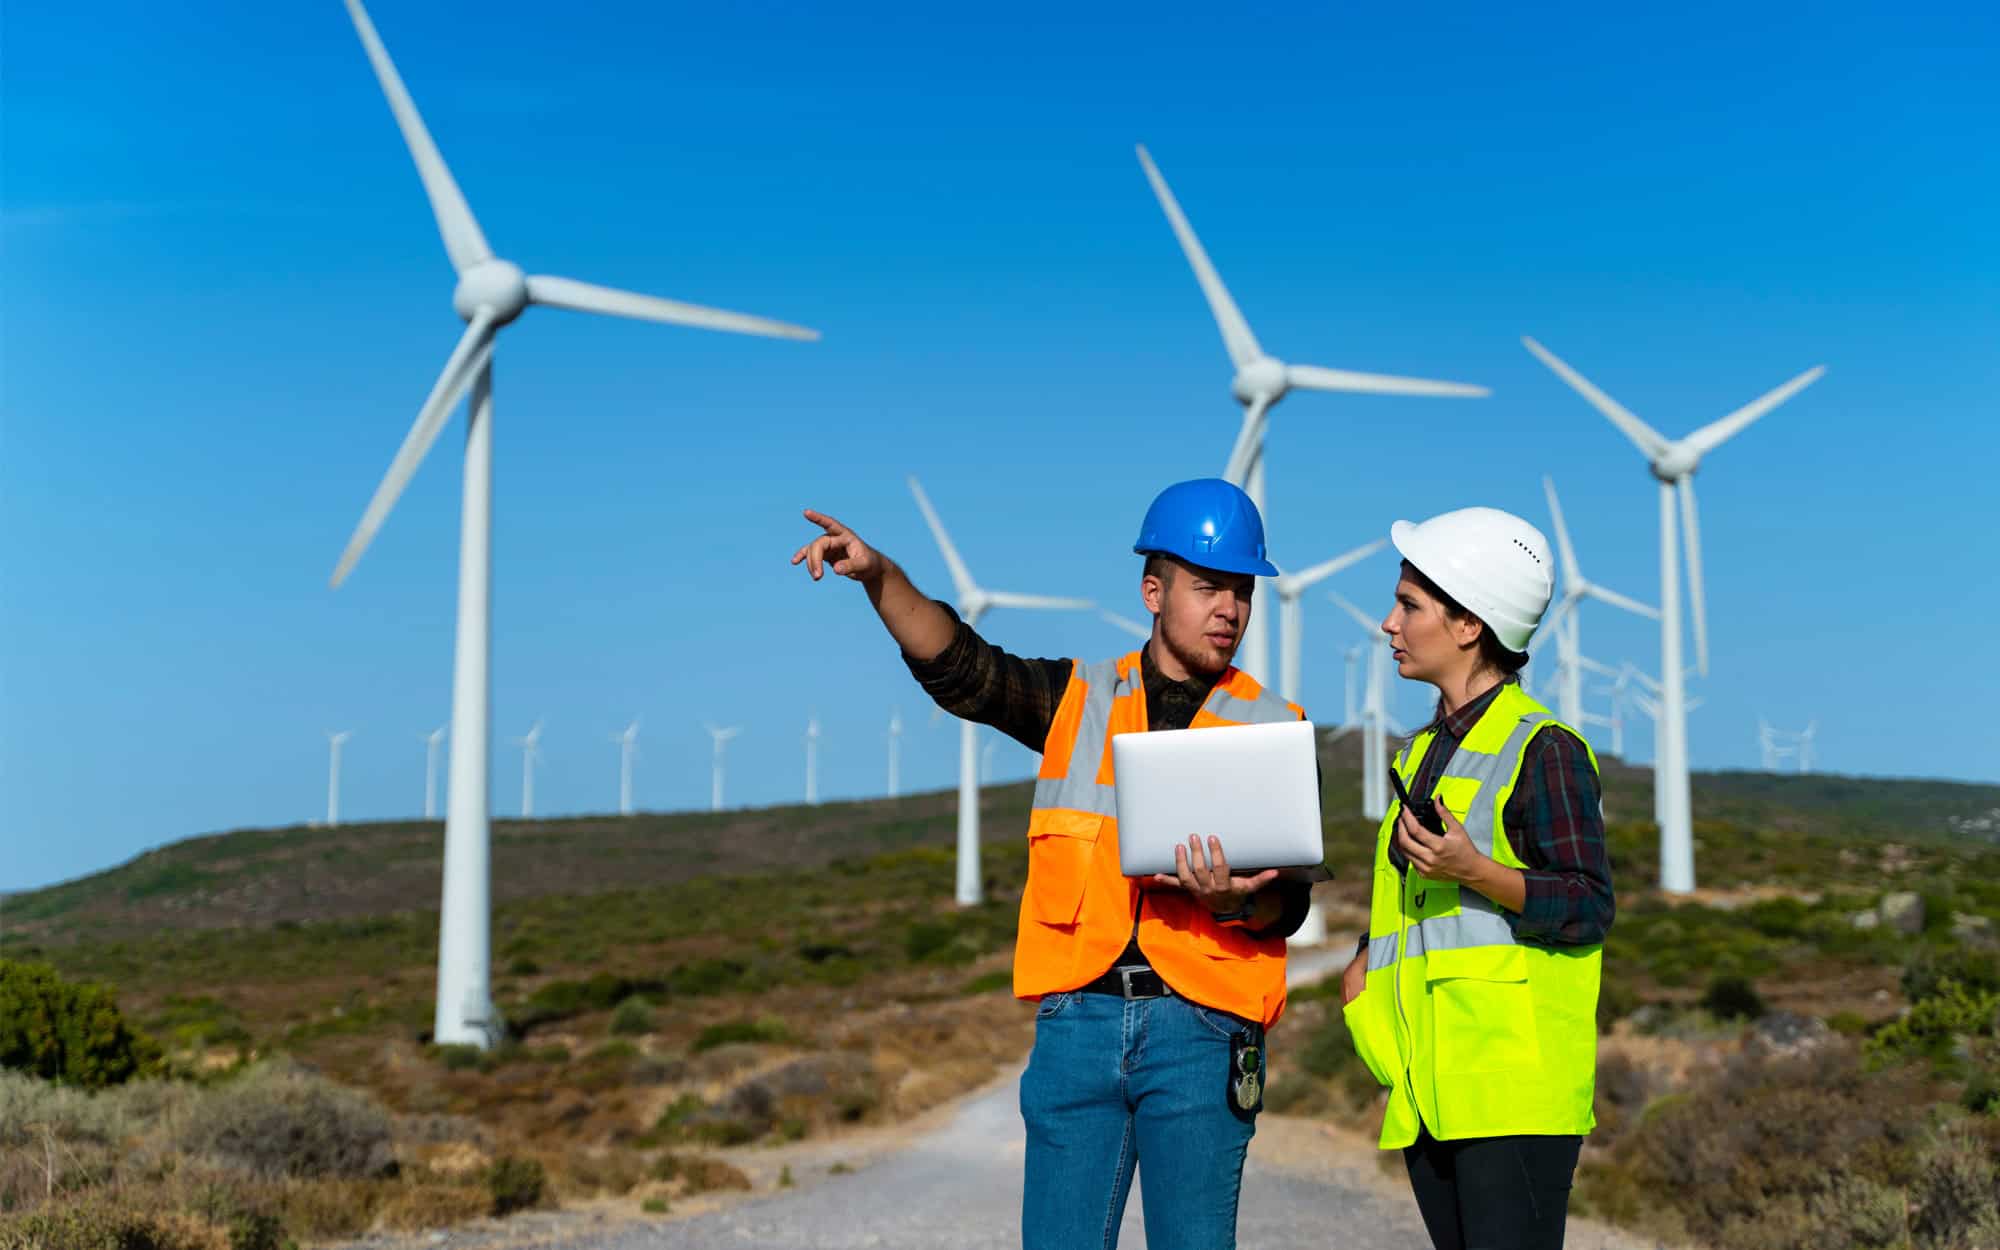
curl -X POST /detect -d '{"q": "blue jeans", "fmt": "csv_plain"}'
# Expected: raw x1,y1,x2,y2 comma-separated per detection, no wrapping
1019,988,1259,1250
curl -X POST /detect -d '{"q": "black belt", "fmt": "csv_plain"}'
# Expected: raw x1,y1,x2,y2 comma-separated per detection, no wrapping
1079,964,1172,999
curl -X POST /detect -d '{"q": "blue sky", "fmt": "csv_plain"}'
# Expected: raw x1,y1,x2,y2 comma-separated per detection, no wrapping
5,1,1995,890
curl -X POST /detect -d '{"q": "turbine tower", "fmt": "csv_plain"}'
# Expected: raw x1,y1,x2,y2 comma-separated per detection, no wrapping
1272,539,1386,706
327,0,817,1049
1328,592,1394,820
704,724,741,813
1524,338,1821,893
1134,144,1487,684
1540,476,1658,729
422,725,446,820
804,712,821,805
512,721,542,818
326,730,352,826
611,719,639,815
909,475,1092,905
887,708,903,799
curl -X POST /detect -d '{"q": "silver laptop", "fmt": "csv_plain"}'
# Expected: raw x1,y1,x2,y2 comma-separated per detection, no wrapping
1112,719,1327,878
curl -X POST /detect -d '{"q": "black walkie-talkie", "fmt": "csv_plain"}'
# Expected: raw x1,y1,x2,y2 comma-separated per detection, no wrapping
1387,768,1444,876
1389,768,1445,834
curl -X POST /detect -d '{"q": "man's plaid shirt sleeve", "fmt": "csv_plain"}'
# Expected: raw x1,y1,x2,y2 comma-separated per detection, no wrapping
1504,725,1615,946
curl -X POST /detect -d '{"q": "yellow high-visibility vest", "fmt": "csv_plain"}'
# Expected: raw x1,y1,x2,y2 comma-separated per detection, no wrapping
1343,682,1602,1147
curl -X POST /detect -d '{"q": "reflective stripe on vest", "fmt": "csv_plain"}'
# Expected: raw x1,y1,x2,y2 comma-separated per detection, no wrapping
1014,651,1305,1028
1342,683,1602,1148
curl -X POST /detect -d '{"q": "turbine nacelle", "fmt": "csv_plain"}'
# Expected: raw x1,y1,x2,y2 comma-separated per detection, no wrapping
453,259,530,326
1649,444,1701,483
1230,356,1289,406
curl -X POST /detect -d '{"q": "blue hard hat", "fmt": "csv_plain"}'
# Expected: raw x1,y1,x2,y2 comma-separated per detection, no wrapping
1132,478,1279,578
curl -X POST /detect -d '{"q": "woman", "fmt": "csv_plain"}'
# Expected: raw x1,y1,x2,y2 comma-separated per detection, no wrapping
1339,505,1615,1250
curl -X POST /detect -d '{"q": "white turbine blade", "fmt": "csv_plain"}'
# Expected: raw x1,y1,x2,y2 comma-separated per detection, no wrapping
1134,144,1261,368
1683,365,1825,459
341,0,491,273
1541,476,1582,588
906,476,978,601
1100,610,1152,641
1286,539,1388,593
330,311,497,587
1539,594,1574,644
1584,582,1661,620
985,591,1093,612
1679,477,1709,677
1284,363,1488,399
1325,590,1378,635
1222,394,1270,486
1521,337,1670,460
525,274,819,342
1577,655,1619,679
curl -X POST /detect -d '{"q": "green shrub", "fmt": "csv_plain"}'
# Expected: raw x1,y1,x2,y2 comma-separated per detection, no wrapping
1867,981,2000,1067
1961,1068,2000,1116
960,971,1012,996
1597,979,1642,1034
485,1155,545,1215
431,1043,489,1072
1904,947,2000,1004
668,959,746,997
609,996,655,1036
0,1205,201,1250
653,1092,705,1132
0,959,162,1088
692,1017,791,1052
641,1197,670,1214
1701,975,1767,1022
227,1211,286,1250
178,1062,396,1180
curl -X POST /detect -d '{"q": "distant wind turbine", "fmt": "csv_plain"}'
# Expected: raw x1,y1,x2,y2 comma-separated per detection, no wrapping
910,475,1092,905
326,0,818,1050
1272,539,1386,706
1135,143,1487,683
1328,592,1395,820
887,708,903,799
1540,476,1659,730
326,731,353,826
1524,337,1821,893
512,722,542,818
610,719,639,815
704,724,741,813
804,712,821,806
422,725,446,820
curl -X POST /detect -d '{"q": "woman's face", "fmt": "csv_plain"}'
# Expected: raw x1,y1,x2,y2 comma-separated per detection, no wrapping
1382,569,1464,685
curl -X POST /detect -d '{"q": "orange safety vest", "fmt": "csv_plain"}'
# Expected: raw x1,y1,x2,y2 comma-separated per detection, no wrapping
1014,650,1307,1027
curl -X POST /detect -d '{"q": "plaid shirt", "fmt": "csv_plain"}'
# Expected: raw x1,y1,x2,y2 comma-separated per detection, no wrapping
1402,679,1615,947
903,603,1311,941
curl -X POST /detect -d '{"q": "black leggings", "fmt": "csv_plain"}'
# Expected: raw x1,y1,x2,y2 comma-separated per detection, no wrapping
1403,1129,1583,1250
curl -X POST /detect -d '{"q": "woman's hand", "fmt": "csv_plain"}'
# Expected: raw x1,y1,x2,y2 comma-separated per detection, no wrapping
1393,800,1488,885
1146,835,1278,915
1340,950,1367,1006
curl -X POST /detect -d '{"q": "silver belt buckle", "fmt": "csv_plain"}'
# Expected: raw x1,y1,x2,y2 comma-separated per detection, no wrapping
1117,966,1160,999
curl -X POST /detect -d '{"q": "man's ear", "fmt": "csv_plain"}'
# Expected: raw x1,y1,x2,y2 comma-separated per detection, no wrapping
1141,573,1165,616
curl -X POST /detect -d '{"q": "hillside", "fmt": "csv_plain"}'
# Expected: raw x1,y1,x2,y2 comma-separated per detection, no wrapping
7,731,1997,948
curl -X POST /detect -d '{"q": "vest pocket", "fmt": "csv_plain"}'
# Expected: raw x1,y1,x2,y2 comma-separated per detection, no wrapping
1341,981,1398,1088
1025,815,1101,926
1425,943,1540,1075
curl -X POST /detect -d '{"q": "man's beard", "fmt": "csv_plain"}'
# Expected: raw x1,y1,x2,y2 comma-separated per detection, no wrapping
1161,620,1234,679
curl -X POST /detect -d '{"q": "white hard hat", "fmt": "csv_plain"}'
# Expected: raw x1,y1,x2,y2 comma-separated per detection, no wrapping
1390,507,1554,652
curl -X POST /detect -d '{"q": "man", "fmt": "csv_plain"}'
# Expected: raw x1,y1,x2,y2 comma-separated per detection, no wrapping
792,478,1316,1250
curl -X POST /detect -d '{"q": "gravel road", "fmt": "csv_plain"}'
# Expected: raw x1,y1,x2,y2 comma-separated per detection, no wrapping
374,945,1664,1250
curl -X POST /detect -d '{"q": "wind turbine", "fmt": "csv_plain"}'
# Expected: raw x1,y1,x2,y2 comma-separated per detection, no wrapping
326,731,353,826
421,725,446,820
804,712,821,806
1273,539,1387,706
1540,476,1659,730
326,0,817,1049
610,719,639,815
1134,144,1487,684
1342,644,1363,730
908,475,1093,905
1100,610,1152,643
886,708,903,799
1328,592,1395,820
512,721,542,818
1797,721,1817,774
1523,338,1822,894
704,724,741,812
